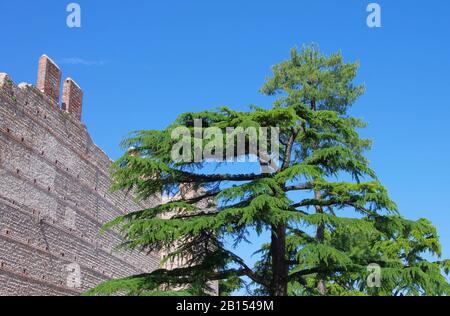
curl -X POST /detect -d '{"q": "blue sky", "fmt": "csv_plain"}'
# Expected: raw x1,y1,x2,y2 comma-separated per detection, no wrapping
1,0,449,287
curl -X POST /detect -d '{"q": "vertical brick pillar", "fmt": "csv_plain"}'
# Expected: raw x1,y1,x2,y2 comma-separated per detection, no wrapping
62,78,83,121
37,55,61,103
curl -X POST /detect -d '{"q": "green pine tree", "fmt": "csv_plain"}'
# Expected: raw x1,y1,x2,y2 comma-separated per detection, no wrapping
86,44,450,296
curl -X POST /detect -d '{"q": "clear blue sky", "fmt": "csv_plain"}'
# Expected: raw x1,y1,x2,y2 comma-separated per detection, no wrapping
1,0,449,282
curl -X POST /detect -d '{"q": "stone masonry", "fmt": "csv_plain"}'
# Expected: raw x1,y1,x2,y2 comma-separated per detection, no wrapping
0,55,161,296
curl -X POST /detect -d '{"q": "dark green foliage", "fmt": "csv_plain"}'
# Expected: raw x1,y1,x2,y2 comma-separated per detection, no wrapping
87,44,449,296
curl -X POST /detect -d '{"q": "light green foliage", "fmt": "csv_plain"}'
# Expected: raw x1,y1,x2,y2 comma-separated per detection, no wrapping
87,44,449,296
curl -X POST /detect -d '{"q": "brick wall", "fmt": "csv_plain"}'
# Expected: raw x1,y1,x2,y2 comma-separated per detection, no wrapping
0,56,161,296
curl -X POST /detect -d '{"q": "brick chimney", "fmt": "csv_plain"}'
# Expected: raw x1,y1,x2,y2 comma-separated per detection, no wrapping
37,55,61,103
62,78,83,121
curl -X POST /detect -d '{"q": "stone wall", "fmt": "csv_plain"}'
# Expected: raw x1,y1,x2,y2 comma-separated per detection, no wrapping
0,56,161,296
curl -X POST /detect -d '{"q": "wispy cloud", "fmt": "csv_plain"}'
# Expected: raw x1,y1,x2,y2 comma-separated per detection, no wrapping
59,57,108,66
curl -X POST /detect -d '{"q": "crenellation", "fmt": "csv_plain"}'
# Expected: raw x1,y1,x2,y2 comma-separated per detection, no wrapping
62,78,83,121
37,55,61,104
0,55,160,295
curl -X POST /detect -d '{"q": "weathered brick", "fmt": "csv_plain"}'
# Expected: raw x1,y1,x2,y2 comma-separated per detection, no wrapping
62,78,83,121
36,55,61,103
0,56,161,296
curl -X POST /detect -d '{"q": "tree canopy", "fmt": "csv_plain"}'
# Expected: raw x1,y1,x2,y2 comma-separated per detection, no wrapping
87,44,450,296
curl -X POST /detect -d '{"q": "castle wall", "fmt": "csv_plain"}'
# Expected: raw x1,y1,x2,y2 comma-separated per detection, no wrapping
0,56,161,296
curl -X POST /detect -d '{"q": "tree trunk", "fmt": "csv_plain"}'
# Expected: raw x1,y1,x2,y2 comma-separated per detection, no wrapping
311,98,327,295
314,187,327,295
270,224,288,296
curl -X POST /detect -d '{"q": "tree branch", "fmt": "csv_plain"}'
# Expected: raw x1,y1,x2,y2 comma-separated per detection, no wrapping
281,128,299,170
285,182,313,192
290,196,359,209
176,170,267,183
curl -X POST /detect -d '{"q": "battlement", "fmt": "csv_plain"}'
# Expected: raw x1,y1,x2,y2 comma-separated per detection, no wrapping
0,55,160,296
37,55,61,104
62,78,83,120
1,55,84,122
